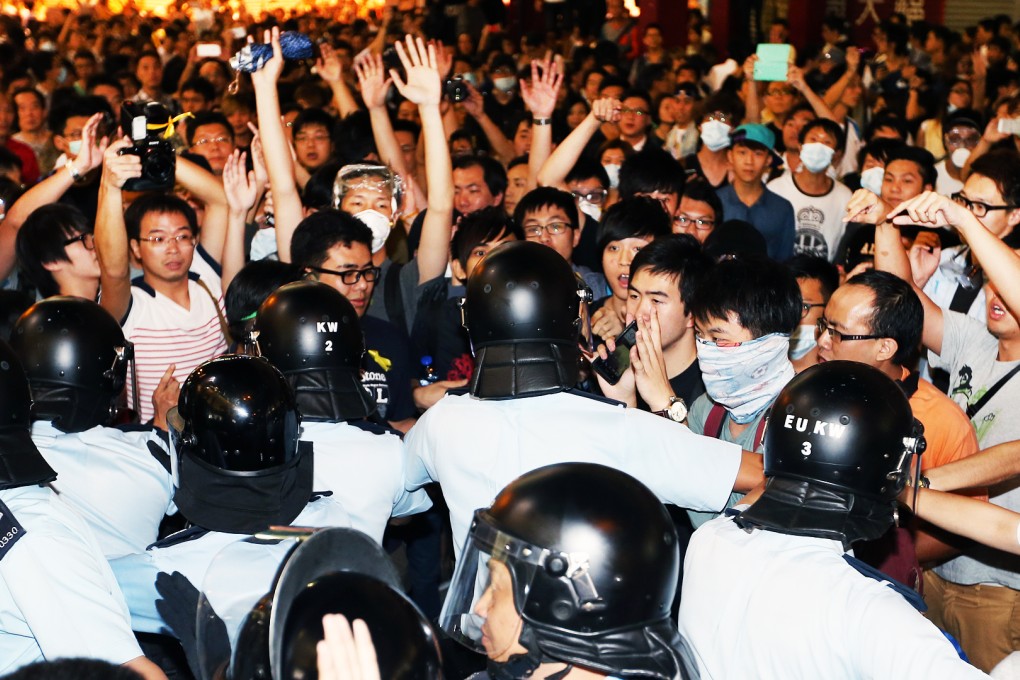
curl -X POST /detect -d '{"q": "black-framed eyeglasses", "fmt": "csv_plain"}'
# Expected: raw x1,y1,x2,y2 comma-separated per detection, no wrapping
816,318,882,342
523,222,571,238
674,214,715,231
307,265,381,285
572,189,608,205
951,192,1015,218
800,302,825,319
64,232,95,251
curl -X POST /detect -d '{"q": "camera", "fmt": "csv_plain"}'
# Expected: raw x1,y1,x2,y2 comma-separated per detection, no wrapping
444,76,469,103
117,102,177,192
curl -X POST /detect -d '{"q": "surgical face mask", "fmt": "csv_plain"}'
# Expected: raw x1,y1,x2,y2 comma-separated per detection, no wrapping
493,76,516,92
460,72,477,86
860,166,884,195
950,147,972,168
249,226,279,261
577,199,601,222
67,139,82,157
603,163,621,189
947,103,959,114
696,332,796,424
700,120,732,151
788,324,818,360
353,209,392,253
799,142,835,173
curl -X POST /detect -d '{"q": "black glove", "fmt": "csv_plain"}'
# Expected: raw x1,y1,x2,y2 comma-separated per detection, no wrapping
155,570,230,679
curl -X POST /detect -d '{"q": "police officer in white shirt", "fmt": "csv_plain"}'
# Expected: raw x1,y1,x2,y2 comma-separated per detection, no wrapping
110,355,350,675
254,280,432,544
678,361,989,679
403,240,763,558
0,339,167,679
11,297,176,558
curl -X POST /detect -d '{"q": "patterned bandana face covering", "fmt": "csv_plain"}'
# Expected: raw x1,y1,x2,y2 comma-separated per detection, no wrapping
696,332,795,424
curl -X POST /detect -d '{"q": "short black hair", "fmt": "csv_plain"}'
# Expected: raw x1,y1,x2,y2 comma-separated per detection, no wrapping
86,74,124,96
2,658,143,680
303,161,343,211
47,95,112,139
178,77,216,105
798,118,846,155
292,107,336,137
785,254,840,300
453,155,508,201
847,269,922,366
864,112,909,143
392,118,421,143
690,255,802,337
123,192,199,241
225,259,305,340
681,178,724,223
618,149,686,202
565,157,609,188
451,207,522,270
513,187,579,230
597,197,672,253
290,209,372,269
885,145,937,189
0,148,23,175
629,233,713,307
970,149,1020,207
16,204,92,298
857,137,905,170
187,111,233,146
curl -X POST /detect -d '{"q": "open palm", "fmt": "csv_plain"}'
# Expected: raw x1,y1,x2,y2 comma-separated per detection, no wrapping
390,35,441,106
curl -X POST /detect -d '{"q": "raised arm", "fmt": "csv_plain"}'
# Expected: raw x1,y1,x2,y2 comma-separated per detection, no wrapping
357,53,410,180
741,55,761,124
220,150,258,293
0,113,108,280
251,28,304,263
317,43,360,120
390,35,454,283
95,138,143,322
519,53,563,192
537,97,620,189
175,155,228,263
788,65,837,122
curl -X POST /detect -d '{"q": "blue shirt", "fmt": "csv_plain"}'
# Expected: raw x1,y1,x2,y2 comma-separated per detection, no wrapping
716,184,796,261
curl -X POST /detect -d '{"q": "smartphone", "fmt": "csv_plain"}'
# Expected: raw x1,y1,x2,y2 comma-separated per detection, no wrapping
998,117,1020,136
196,43,222,58
590,321,638,386
230,26,247,39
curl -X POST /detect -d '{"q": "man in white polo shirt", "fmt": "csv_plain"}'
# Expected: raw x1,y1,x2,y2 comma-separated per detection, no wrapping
95,138,229,422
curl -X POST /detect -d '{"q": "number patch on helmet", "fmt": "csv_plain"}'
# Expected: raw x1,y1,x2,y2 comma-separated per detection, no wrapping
325,341,333,352
801,441,812,456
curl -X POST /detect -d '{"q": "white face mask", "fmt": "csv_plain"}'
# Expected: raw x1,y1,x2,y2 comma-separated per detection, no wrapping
700,120,732,151
860,166,885,195
799,142,835,174
950,147,972,168
353,209,392,254
578,199,601,222
493,76,516,92
67,140,82,157
947,103,959,114
603,163,621,189
788,324,818,360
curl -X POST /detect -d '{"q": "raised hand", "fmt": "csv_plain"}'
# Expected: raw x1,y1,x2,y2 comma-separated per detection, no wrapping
75,111,111,172
250,27,284,92
843,187,890,224
316,42,345,84
630,308,674,414
317,614,382,680
355,53,392,111
887,190,969,230
432,39,453,79
787,64,807,92
247,122,268,189
389,35,441,107
519,51,563,119
222,150,258,215
461,81,485,118
101,137,142,189
845,46,861,72
591,97,622,124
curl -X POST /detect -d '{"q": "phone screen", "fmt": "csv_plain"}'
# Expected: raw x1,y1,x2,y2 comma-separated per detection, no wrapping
197,43,222,58
591,321,638,385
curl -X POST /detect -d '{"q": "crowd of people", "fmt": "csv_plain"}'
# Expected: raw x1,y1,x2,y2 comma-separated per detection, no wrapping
1,0,1020,677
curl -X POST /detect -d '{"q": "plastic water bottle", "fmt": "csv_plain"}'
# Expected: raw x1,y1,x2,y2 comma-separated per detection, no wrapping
419,355,439,387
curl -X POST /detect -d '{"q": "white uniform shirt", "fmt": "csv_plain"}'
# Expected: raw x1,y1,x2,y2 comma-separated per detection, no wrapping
31,421,175,558
121,245,228,422
111,496,351,635
678,513,989,679
302,420,432,544
403,391,742,558
0,484,142,673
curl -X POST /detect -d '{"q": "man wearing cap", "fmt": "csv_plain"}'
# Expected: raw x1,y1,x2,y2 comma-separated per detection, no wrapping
935,109,983,196
665,83,701,160
715,124,796,260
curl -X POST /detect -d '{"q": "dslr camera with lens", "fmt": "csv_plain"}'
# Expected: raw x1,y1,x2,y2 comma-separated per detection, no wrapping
117,102,176,192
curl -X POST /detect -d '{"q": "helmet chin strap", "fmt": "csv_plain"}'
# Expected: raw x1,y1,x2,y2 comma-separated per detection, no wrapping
487,625,574,680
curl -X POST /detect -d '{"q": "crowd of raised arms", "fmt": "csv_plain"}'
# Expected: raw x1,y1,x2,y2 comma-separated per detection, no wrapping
2,1,1020,678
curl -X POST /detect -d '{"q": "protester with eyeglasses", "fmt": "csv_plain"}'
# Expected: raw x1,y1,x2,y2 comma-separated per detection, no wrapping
784,254,839,373
185,111,235,176
673,178,722,244
934,109,983,197
15,204,99,301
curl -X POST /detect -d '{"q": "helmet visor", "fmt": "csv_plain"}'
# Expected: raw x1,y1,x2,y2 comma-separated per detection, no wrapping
440,511,541,654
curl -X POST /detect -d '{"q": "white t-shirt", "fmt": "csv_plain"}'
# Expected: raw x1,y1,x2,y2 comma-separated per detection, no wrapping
403,390,742,560
679,513,989,679
121,245,228,422
767,173,853,261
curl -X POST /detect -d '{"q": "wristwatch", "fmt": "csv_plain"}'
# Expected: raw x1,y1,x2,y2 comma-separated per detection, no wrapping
654,396,687,422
